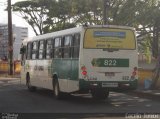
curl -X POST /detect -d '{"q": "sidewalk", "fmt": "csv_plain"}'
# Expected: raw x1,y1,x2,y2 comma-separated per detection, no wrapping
0,73,20,78
0,77,20,83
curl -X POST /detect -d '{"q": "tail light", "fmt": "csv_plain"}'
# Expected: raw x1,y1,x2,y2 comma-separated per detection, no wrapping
81,66,87,76
82,71,87,76
131,67,137,78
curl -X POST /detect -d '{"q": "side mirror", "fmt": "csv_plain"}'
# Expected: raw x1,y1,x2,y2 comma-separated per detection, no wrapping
20,47,26,54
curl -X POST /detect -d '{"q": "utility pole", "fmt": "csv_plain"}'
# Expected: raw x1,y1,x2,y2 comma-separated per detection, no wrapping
8,0,13,75
103,0,109,25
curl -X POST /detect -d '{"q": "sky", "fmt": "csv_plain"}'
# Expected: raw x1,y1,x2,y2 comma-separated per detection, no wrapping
0,0,35,37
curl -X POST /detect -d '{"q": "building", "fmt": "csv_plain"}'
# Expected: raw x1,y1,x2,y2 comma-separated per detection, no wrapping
0,24,8,60
0,24,28,60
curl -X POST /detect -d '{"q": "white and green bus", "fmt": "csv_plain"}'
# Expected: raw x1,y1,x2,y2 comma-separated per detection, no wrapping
20,25,138,100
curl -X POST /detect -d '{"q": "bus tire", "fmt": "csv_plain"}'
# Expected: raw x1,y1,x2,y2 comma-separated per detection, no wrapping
53,79,63,99
91,89,109,100
26,73,36,92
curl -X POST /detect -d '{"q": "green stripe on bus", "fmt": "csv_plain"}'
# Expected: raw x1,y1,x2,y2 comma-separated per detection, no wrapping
91,58,129,67
51,59,79,80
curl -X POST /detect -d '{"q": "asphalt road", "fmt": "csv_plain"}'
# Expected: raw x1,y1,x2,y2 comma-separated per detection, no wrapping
0,79,160,119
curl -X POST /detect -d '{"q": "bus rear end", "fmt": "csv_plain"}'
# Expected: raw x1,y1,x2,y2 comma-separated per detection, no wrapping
79,26,138,99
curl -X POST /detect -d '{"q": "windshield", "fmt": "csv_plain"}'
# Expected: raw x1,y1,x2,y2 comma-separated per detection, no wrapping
84,28,136,50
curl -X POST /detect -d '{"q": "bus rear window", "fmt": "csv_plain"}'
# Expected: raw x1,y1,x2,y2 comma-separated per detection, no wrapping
84,28,136,49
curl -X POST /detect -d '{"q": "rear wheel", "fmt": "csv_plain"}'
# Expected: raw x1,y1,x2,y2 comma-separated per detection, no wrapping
91,89,109,100
26,73,36,92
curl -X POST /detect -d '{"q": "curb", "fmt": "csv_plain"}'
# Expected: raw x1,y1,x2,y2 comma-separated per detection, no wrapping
0,77,20,80
0,77,20,83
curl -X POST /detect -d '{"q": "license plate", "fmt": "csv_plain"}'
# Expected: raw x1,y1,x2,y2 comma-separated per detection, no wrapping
102,82,118,87
105,72,115,77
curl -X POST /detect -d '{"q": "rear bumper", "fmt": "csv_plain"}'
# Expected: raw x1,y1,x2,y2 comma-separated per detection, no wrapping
79,79,138,91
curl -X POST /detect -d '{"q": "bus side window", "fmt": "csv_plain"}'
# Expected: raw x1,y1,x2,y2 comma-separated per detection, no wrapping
46,39,53,59
63,35,72,58
26,42,32,60
54,37,61,58
72,33,80,58
31,41,38,60
38,40,45,59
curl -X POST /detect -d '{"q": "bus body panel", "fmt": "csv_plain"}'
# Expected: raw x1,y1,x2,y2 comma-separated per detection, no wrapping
58,79,79,93
78,49,138,90
21,26,83,93
80,49,138,81
51,58,79,92
78,27,138,91
20,25,138,95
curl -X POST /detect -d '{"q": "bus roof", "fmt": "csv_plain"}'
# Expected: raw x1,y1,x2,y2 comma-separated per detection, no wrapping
31,26,83,42
88,25,135,31
22,25,135,44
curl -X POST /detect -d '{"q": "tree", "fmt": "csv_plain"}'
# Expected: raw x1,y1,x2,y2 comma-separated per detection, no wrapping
13,0,51,35
45,0,76,32
13,0,160,45
13,0,77,34
134,0,160,89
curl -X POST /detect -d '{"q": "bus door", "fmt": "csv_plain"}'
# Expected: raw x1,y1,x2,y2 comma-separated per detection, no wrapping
20,45,27,82
71,34,80,78
23,42,38,84
68,34,80,92
36,40,48,88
